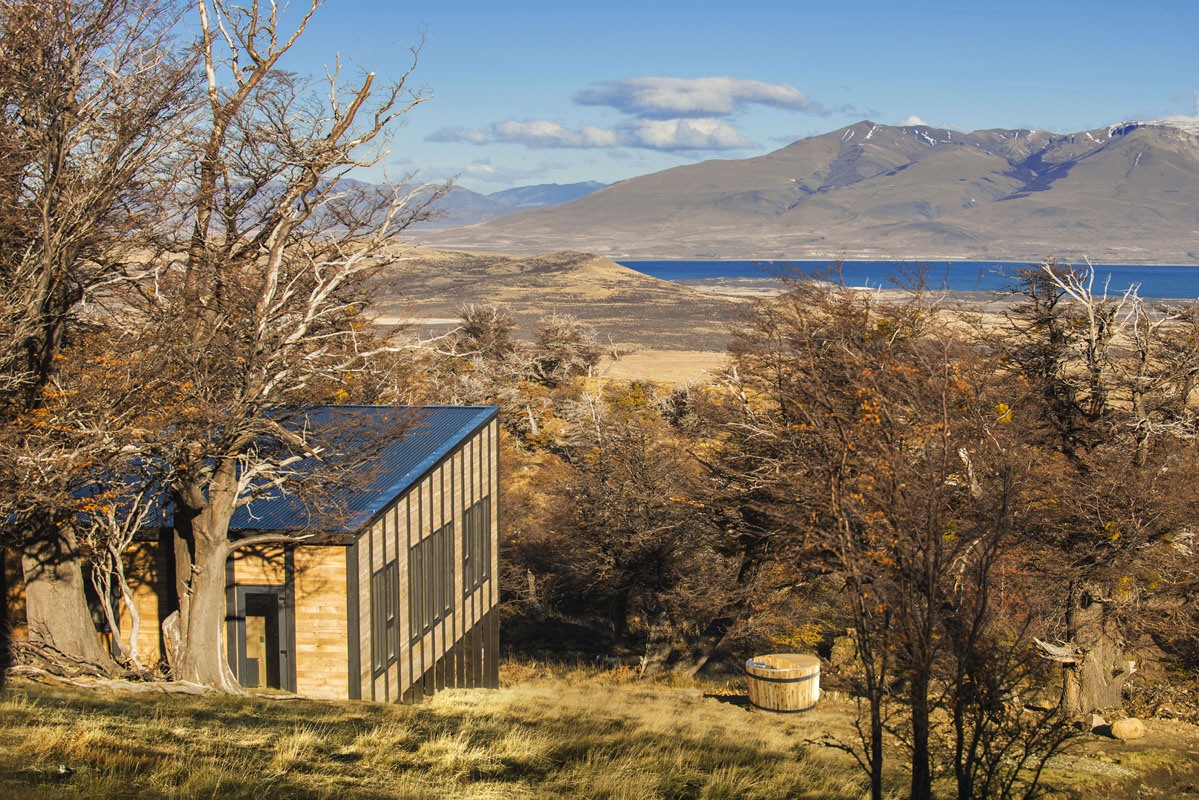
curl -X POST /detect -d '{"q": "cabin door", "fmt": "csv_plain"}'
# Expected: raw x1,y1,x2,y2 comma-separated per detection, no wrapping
229,585,295,691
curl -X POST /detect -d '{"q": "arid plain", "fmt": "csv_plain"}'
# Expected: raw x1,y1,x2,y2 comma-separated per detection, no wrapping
373,246,774,382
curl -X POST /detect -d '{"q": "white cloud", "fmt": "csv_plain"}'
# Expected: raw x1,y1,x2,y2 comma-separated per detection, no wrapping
621,118,751,150
460,160,554,185
1154,92,1199,131
422,158,567,186
899,115,929,127
575,76,819,118
427,117,751,152
425,126,490,144
492,120,620,148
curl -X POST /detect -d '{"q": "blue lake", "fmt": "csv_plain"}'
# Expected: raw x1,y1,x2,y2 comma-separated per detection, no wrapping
617,260,1199,300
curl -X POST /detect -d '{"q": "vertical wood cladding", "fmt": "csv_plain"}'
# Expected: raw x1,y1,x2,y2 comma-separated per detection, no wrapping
117,541,172,666
292,547,348,698
345,542,360,699
356,416,500,703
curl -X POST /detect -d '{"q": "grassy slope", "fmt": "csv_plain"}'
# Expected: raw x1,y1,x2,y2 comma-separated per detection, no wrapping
0,666,869,800
5,664,1199,800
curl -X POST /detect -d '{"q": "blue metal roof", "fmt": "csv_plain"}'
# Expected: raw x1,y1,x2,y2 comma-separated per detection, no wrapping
85,405,497,539
228,405,498,536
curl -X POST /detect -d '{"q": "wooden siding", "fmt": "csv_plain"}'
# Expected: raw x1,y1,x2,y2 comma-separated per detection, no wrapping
230,546,348,699
355,525,371,698
230,548,288,586
120,541,170,666
293,547,348,698
355,417,501,703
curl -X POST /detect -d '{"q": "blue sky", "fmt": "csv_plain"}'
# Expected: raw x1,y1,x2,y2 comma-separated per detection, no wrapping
279,0,1199,192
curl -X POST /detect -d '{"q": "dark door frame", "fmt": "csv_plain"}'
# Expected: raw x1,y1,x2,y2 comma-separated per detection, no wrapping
226,552,297,692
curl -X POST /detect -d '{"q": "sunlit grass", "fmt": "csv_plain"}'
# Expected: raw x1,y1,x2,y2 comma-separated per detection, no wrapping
0,663,877,799
4,661,1192,798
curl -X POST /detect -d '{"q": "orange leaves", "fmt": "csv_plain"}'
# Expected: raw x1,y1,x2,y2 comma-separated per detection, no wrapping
78,498,114,515
669,495,706,509
864,548,898,569
856,389,882,426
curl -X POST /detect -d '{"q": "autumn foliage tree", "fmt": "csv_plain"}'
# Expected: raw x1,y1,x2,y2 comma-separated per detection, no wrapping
710,280,1067,800
999,262,1199,717
521,382,742,674
0,0,194,674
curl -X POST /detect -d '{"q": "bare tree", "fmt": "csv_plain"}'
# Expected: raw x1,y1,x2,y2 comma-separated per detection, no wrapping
456,303,518,360
1002,261,1199,718
526,384,742,674
101,0,440,690
530,313,600,387
0,0,195,673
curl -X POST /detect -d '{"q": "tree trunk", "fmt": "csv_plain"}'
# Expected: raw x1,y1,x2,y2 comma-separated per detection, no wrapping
868,693,884,800
1060,581,1128,717
174,544,238,691
909,672,933,800
666,617,735,678
1,548,11,688
610,588,630,641
20,523,116,672
169,477,241,693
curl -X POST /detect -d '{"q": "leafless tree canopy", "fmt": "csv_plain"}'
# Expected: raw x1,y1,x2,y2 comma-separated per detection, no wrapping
0,0,445,688
0,0,195,676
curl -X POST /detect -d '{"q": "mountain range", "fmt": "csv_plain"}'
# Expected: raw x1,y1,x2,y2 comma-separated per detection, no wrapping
417,121,1199,264
412,181,606,228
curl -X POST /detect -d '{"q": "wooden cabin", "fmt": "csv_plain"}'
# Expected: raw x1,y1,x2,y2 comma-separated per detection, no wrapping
5,405,501,702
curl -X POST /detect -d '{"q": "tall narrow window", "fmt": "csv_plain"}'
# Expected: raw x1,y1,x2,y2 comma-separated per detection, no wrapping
409,522,454,641
371,560,399,673
462,497,492,594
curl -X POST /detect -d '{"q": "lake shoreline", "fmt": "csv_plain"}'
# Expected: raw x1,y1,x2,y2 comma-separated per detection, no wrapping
625,260,1199,300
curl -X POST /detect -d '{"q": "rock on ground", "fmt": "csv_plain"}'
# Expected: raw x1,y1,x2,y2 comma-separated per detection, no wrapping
1110,717,1147,741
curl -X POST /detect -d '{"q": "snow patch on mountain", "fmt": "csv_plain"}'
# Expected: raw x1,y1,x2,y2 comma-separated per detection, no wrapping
1151,118,1199,136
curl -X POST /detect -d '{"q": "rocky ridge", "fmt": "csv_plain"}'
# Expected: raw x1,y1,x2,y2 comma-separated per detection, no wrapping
420,121,1199,264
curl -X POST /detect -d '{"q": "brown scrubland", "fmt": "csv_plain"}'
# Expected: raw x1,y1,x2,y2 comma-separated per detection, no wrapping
2,0,1198,794
9,240,1199,799
365,252,1199,800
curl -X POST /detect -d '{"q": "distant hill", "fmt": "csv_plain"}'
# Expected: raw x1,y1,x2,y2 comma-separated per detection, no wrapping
488,181,607,209
411,181,606,229
420,121,1199,264
372,247,749,352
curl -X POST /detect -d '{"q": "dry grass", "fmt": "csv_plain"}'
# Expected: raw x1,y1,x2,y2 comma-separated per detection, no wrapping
6,663,1192,799
0,664,879,800
595,350,727,385
374,247,750,353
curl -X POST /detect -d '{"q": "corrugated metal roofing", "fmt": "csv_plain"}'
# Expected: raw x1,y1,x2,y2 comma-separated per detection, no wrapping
107,405,498,537
229,405,498,535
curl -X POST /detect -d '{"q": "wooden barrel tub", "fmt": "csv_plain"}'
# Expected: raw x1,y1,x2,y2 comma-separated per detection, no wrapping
745,653,820,713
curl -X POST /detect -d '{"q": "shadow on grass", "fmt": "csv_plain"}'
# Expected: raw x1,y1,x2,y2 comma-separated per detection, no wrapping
704,692,752,711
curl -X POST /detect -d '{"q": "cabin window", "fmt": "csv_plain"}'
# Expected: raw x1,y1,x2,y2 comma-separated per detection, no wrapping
371,559,400,673
462,497,491,594
409,522,454,640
